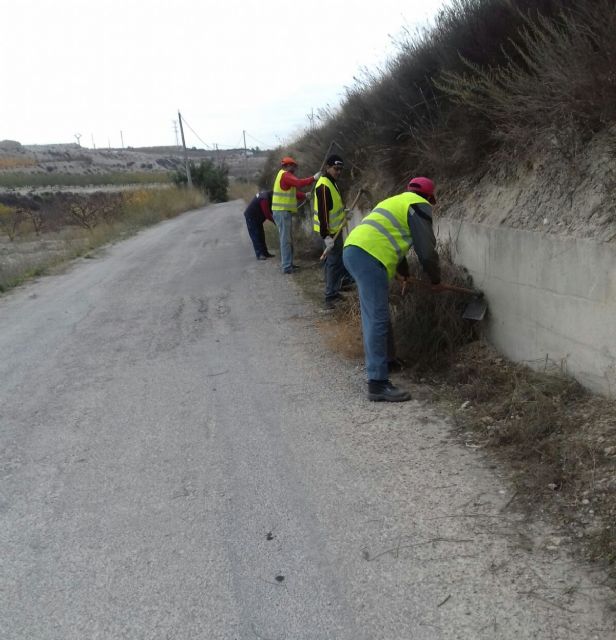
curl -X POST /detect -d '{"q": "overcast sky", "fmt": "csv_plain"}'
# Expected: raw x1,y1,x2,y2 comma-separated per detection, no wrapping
2,0,447,150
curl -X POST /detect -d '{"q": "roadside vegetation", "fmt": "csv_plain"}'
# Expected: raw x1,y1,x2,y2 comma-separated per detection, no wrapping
172,159,229,202
262,0,616,202
0,171,171,189
283,228,616,576
228,179,262,203
0,187,204,293
260,0,616,577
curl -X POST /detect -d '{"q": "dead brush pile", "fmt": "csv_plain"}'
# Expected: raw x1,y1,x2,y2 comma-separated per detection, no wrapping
389,241,479,369
330,241,479,366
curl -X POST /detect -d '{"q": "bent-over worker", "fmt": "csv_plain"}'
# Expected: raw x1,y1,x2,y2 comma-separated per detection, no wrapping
343,177,443,402
243,190,275,260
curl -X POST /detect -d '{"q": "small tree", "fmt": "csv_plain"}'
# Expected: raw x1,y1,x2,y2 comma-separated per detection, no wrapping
69,195,100,231
0,204,24,241
22,205,44,235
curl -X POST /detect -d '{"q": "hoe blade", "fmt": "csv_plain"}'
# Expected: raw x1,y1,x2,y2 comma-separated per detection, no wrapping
462,298,488,321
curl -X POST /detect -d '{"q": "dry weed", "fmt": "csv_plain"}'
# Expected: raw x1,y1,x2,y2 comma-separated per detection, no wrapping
228,181,260,203
438,340,616,569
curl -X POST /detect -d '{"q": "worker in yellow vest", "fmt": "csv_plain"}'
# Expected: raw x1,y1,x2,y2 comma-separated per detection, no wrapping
272,156,321,273
343,177,444,402
313,154,351,309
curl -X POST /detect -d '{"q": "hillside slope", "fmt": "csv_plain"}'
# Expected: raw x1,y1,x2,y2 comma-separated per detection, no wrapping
0,140,266,183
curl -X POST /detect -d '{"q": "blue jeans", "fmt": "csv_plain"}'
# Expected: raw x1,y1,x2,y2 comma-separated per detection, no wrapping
324,233,346,300
273,210,293,272
343,245,390,381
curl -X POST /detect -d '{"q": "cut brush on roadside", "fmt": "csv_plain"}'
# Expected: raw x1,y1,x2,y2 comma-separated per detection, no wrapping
401,276,487,321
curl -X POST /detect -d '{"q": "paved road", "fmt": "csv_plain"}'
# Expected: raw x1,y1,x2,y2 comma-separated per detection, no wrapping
1,201,614,639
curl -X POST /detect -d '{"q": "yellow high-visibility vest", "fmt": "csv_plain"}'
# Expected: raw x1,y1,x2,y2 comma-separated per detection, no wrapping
271,169,297,213
344,192,429,280
313,175,345,234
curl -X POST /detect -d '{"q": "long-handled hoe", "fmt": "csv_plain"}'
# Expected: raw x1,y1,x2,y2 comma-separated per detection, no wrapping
402,276,487,321
319,188,366,261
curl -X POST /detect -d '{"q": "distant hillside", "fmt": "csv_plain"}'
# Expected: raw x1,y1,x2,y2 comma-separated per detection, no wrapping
0,141,267,184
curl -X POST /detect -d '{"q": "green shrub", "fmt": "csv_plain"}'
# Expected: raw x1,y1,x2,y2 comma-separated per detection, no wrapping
173,160,229,202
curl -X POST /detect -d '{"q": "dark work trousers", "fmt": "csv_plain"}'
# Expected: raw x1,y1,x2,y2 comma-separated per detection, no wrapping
323,233,346,301
244,212,268,258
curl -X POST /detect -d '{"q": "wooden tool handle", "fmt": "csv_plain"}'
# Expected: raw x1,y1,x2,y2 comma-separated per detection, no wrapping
319,189,364,261
405,276,478,296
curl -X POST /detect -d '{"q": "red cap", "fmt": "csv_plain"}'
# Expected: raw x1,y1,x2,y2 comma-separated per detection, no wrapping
407,176,436,204
281,156,298,167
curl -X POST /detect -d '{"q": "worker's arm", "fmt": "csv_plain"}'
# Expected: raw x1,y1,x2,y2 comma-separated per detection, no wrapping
396,257,410,279
259,197,274,222
315,183,332,238
408,203,441,284
280,171,315,190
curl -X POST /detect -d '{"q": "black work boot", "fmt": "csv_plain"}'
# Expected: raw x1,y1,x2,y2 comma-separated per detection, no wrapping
367,379,411,402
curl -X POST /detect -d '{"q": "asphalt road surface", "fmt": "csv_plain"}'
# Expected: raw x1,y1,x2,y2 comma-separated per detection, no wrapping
1,201,614,639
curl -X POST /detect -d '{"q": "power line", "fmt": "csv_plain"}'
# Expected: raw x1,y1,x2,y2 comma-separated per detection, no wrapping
176,113,271,151
179,114,212,150
244,131,270,148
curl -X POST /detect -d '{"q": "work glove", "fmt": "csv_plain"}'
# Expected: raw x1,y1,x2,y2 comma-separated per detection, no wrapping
313,171,322,181
344,207,353,220
324,236,335,250
304,191,313,201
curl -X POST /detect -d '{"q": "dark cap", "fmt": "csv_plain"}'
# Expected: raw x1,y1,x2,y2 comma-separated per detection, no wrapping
326,154,344,168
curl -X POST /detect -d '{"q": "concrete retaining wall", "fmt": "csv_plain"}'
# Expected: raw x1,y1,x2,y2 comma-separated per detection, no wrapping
436,219,616,397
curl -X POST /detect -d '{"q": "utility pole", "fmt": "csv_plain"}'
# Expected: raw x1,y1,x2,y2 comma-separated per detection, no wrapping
307,108,315,131
243,129,248,180
91,133,96,149
74,133,82,147
120,130,124,149
177,110,193,189
172,120,179,147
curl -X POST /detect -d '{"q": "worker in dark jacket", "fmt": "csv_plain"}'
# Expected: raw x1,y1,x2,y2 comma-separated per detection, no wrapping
243,190,276,260
343,177,444,402
313,154,352,309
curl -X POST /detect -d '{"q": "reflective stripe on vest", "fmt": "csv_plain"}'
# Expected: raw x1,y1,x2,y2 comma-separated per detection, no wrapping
312,176,345,234
344,192,429,279
272,169,297,212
